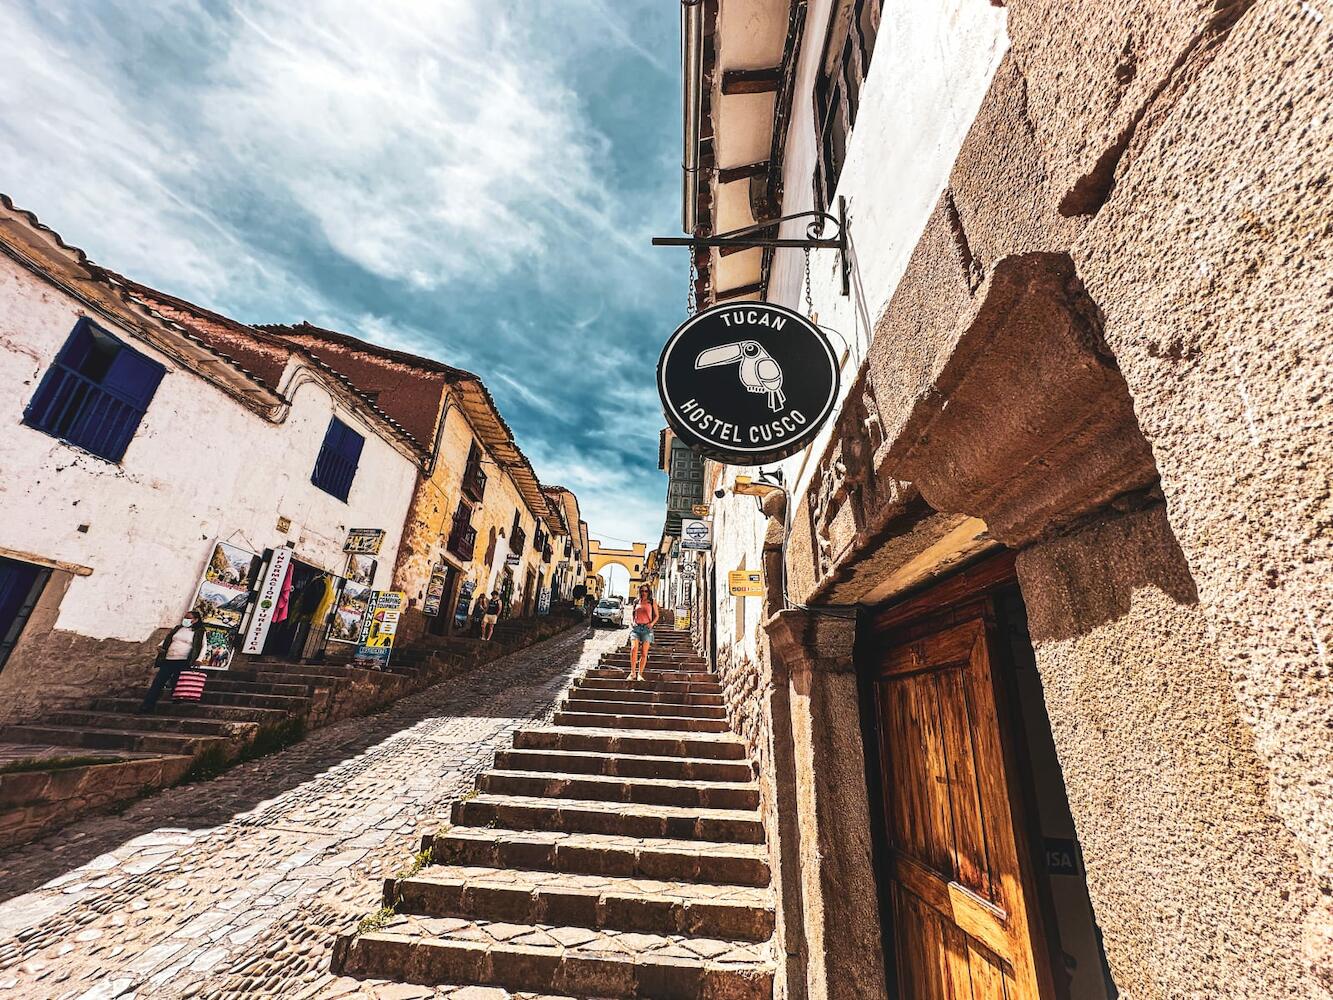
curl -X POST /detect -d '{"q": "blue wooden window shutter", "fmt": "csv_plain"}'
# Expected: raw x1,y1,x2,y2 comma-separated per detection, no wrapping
311,416,364,502
24,318,165,463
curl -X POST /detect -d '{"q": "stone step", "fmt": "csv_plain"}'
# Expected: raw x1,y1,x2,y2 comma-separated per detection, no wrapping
586,667,714,684
196,690,311,711
333,912,773,999
196,677,313,698
494,748,752,783
92,697,292,724
388,864,774,942
602,650,709,666
576,677,722,697
476,770,760,811
513,727,747,761
552,711,731,734
0,723,230,760
249,670,346,691
243,661,360,680
452,794,764,845
567,686,724,707
45,710,259,740
561,698,727,720
425,827,771,888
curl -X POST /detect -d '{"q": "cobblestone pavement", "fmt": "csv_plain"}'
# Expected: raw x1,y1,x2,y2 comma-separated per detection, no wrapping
0,626,621,999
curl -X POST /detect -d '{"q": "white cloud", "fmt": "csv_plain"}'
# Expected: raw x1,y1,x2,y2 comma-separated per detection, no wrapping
202,0,650,289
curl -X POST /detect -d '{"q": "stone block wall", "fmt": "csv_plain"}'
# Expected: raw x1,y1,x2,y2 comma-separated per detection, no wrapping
0,755,194,852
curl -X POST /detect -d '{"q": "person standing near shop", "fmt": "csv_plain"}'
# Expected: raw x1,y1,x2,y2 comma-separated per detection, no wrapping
627,584,660,682
482,592,501,641
140,611,205,713
469,590,487,637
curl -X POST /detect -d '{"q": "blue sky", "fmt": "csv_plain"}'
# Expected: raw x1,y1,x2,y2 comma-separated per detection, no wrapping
0,0,687,547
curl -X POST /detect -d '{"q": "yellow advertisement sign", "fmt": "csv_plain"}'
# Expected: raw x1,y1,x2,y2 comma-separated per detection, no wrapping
728,570,764,597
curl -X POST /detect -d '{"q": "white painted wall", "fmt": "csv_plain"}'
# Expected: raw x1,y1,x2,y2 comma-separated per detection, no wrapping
0,254,419,642
707,0,1009,665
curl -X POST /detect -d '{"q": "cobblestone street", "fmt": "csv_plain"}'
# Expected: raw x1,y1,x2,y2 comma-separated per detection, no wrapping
0,626,620,999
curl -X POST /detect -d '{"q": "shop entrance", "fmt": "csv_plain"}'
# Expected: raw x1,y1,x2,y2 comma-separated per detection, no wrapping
861,553,1115,1000
428,566,460,637
261,559,332,660
0,556,49,672
523,568,537,618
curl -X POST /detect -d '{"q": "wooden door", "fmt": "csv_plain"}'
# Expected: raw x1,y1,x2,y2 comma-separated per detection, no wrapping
873,614,1052,1000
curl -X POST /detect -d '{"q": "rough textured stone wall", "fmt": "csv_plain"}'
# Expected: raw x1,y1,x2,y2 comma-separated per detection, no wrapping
1018,505,1318,998
1063,3,1333,976
704,1,1328,994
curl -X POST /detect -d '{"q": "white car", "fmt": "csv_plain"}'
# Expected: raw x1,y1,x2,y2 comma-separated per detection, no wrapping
592,598,626,628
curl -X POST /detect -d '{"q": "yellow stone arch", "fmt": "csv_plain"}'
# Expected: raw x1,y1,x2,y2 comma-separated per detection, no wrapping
587,540,647,598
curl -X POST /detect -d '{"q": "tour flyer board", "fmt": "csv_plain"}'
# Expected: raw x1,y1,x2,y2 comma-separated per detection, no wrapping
423,564,448,617
345,553,377,586
187,540,261,669
675,608,690,629
329,580,373,643
453,578,477,629
343,528,385,555
355,591,405,668
538,587,551,615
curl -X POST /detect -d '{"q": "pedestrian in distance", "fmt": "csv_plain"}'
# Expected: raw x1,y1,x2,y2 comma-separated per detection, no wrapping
469,590,487,637
628,584,660,682
139,610,205,713
482,592,501,641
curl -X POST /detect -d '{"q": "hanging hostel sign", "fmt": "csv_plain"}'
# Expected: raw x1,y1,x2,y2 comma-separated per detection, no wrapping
658,302,840,465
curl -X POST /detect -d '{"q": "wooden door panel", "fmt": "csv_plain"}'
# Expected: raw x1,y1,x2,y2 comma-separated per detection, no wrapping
893,885,971,1000
933,665,994,902
882,673,954,876
875,611,1051,1000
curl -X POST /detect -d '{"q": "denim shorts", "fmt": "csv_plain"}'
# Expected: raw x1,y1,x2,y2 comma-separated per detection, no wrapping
630,624,654,644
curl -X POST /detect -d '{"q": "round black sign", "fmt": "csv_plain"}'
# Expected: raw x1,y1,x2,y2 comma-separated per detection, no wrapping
657,302,840,465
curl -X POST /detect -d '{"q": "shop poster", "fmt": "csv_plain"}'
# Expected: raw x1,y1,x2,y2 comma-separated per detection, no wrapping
328,579,372,644
423,564,448,617
343,528,385,555
187,541,260,669
345,553,377,586
355,591,405,669
452,579,477,629
538,587,552,615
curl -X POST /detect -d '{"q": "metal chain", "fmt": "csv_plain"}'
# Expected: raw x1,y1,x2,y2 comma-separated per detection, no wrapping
803,245,815,320
688,254,699,316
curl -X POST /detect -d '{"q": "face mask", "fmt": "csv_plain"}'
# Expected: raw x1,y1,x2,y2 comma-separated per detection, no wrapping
182,618,196,628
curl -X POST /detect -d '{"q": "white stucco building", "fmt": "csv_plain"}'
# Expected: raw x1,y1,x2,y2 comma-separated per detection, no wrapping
0,197,422,722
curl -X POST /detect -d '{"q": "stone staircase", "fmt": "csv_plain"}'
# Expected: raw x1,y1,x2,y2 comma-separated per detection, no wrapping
0,612,579,851
332,627,775,999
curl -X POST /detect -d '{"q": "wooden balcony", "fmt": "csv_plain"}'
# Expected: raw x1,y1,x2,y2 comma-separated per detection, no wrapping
462,460,488,502
447,517,477,562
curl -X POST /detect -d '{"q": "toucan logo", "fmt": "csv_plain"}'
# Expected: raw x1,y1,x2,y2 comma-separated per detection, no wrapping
694,340,786,411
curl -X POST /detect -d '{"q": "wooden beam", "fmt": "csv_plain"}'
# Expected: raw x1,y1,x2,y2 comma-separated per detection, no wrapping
715,281,766,301
721,67,782,95
717,160,769,184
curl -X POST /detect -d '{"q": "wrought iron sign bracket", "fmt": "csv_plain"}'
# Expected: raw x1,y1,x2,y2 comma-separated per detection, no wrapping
652,196,850,297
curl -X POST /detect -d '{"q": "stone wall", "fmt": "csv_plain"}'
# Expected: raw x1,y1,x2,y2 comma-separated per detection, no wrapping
699,0,1329,995
0,755,194,852
1018,505,1317,997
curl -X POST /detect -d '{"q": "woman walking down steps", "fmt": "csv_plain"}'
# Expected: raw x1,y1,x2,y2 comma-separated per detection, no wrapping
627,583,660,682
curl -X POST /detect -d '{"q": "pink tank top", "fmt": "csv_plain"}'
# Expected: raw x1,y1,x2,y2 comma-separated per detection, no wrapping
632,600,653,625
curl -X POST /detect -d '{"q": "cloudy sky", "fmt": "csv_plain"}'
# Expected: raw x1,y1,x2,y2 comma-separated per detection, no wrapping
0,0,687,547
